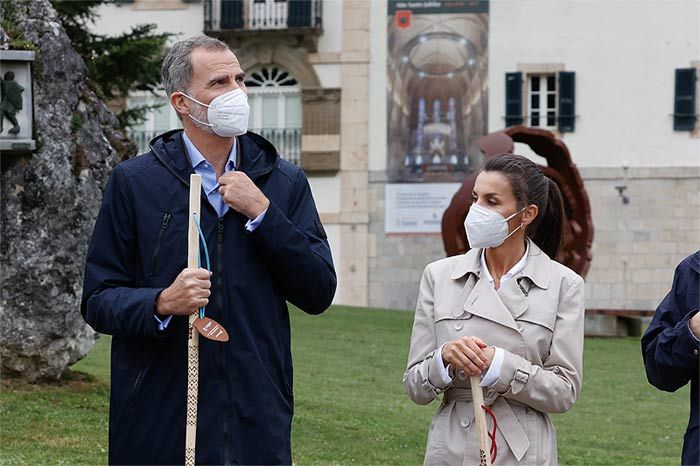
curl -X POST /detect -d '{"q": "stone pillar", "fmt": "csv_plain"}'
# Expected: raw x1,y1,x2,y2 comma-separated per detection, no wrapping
337,0,371,306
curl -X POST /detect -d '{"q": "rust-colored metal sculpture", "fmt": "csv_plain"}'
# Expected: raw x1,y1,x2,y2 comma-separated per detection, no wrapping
441,126,594,278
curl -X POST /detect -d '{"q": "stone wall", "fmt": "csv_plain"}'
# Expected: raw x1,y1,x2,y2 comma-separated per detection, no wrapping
582,167,700,311
367,175,446,311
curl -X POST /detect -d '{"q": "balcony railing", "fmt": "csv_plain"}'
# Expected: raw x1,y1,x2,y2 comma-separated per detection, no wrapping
249,0,287,29
128,128,301,166
204,0,322,33
252,127,301,166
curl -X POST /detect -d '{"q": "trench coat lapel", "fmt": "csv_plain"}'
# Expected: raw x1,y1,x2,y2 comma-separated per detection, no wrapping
449,240,553,330
450,247,519,331
445,272,476,319
464,276,520,332
449,248,480,319
496,277,529,319
519,239,551,290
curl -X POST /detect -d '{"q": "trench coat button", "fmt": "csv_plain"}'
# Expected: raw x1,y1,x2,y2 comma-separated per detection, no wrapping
694,348,699,357
457,370,467,381
454,322,464,331
517,323,524,332
460,418,470,428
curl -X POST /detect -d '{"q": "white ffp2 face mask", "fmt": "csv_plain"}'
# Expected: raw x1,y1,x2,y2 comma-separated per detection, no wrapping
464,204,526,249
181,88,250,137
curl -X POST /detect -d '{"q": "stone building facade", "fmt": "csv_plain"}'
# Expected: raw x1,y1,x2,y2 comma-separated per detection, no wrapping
93,0,700,313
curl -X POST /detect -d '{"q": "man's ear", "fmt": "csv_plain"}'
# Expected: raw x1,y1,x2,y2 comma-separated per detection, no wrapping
170,92,189,119
522,204,539,227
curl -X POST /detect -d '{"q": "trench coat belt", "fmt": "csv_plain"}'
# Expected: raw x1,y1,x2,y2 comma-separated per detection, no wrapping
444,388,530,463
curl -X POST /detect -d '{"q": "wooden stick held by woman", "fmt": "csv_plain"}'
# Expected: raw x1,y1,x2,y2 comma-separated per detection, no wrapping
470,375,491,466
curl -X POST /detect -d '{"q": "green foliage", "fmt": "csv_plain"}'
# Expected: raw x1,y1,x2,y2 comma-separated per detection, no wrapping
50,0,174,128
71,113,84,134
116,101,165,129
1,0,39,51
79,23,171,101
0,307,691,465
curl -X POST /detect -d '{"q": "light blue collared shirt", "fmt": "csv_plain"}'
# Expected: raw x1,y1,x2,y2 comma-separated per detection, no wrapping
183,132,267,224
155,132,267,331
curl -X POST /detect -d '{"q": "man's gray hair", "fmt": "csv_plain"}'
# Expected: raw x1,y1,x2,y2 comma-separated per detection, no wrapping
161,36,230,96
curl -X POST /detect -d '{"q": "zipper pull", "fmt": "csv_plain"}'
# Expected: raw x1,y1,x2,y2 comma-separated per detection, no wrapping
217,218,224,243
162,213,172,228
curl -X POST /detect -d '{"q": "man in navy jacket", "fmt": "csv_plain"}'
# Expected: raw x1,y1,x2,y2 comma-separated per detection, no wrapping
81,36,336,465
642,251,700,466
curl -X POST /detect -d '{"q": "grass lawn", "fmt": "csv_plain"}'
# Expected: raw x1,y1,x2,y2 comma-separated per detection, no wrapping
0,306,691,465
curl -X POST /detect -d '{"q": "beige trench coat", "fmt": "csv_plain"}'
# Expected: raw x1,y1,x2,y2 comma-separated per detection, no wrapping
404,239,585,466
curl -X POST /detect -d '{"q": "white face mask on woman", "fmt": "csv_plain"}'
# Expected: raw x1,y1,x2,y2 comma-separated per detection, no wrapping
180,88,250,137
464,204,527,249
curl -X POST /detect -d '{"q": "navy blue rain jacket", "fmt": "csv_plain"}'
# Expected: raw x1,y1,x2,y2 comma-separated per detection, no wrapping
80,130,336,465
642,251,700,466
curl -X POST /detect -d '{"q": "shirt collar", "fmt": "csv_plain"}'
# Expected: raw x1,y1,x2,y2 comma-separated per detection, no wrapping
480,241,529,286
182,131,237,172
450,238,551,289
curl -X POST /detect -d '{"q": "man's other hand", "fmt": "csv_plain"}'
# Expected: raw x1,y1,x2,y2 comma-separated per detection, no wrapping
218,171,270,220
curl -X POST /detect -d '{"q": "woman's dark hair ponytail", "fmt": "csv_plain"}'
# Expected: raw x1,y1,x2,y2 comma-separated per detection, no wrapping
530,177,564,259
483,154,565,259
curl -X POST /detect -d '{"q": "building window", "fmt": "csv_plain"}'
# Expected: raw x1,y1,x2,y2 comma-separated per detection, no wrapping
245,66,298,87
528,74,557,129
505,66,576,132
245,65,302,165
673,67,698,132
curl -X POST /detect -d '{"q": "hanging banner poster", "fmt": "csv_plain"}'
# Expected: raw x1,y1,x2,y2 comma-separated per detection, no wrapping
387,0,489,183
385,183,462,234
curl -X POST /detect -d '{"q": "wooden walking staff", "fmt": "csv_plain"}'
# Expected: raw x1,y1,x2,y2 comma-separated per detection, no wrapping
470,375,493,466
185,174,202,466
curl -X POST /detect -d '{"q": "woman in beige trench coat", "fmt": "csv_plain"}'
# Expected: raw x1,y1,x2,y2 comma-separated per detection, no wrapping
404,154,585,466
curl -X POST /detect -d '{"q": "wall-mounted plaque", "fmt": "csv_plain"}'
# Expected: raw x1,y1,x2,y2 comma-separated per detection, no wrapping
0,50,35,152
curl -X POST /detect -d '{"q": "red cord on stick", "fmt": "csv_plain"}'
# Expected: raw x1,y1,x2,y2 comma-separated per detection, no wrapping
482,404,498,464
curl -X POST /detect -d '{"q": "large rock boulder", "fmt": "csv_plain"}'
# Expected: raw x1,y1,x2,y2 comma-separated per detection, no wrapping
0,0,135,381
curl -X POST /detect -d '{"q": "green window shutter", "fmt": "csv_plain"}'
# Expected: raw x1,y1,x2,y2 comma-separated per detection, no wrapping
505,72,523,126
558,71,576,132
674,68,697,131
220,0,244,29
288,0,312,28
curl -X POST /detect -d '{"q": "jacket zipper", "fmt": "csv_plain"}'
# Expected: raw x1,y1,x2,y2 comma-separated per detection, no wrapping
217,217,230,465
149,212,172,276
